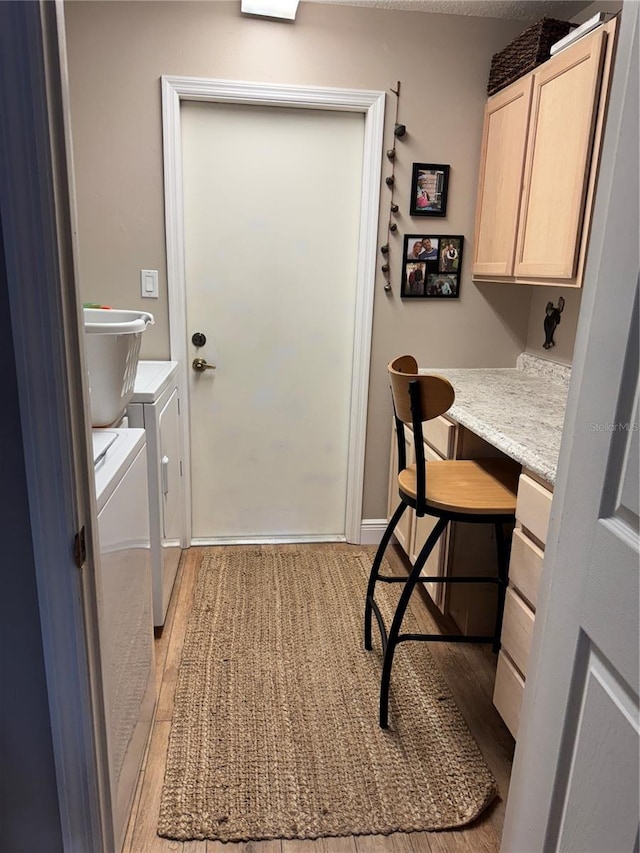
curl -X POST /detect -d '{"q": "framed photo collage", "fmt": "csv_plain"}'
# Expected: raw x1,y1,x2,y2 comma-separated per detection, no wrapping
401,234,464,299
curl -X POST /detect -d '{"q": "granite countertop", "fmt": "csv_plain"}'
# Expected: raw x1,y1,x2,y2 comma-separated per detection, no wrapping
421,354,570,485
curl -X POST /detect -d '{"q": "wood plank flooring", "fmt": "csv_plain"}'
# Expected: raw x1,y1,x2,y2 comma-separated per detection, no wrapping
122,544,514,853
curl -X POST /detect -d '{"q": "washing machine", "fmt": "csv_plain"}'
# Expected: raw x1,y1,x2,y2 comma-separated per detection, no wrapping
128,361,183,626
92,428,156,852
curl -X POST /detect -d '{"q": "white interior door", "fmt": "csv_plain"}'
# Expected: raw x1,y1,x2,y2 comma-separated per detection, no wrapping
502,6,639,850
181,101,364,541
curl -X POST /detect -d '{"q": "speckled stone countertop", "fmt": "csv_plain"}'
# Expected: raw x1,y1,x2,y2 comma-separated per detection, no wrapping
421,355,570,486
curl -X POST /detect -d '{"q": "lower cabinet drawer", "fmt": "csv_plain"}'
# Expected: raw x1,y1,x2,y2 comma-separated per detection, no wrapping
509,527,544,610
388,419,414,553
409,442,445,606
501,587,535,677
394,507,413,553
516,473,553,546
493,651,525,739
423,415,455,458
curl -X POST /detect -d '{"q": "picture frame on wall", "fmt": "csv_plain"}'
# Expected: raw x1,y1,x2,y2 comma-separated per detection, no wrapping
409,163,450,217
401,234,463,298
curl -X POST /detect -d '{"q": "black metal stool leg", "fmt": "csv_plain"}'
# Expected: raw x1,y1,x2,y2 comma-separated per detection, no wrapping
364,501,407,650
379,515,448,728
492,521,510,653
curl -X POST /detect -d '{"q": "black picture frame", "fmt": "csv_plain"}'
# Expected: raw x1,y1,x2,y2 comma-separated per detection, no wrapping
409,163,450,217
401,235,463,299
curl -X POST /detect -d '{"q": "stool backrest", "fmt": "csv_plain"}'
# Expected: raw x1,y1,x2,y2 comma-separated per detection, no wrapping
388,357,455,425
388,357,455,514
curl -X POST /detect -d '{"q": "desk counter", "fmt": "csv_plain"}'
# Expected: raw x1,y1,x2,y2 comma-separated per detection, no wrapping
422,354,570,485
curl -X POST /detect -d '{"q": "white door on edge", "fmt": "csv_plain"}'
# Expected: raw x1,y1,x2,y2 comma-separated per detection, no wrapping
502,5,639,850
181,101,364,541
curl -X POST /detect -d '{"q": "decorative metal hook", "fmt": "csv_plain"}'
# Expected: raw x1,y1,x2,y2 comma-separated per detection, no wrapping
543,297,565,350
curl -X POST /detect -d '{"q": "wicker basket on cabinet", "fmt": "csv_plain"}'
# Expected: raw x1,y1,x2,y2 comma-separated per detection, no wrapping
488,17,576,96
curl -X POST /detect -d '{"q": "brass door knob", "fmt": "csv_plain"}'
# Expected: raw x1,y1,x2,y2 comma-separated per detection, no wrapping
192,357,216,372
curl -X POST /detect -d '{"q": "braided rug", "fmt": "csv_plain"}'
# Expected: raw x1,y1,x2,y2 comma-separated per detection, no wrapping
158,546,497,842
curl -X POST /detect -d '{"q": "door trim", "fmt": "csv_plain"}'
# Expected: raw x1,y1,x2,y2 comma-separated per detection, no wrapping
0,1,110,848
162,75,385,545
502,3,639,848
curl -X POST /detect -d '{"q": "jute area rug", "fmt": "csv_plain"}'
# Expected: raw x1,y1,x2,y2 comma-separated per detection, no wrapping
158,546,497,843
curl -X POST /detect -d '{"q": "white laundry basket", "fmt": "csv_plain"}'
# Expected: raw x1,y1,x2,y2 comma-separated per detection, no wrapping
83,308,154,427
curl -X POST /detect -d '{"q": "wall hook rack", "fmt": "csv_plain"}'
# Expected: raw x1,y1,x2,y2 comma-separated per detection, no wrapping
381,81,403,294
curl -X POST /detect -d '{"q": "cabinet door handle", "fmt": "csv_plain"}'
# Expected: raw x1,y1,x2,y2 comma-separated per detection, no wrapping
161,455,170,496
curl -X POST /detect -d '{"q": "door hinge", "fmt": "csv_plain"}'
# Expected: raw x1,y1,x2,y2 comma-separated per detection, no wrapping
179,460,183,477
177,396,181,416
74,526,87,569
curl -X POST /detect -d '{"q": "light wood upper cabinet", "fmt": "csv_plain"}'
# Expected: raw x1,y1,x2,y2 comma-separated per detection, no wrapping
515,30,606,279
473,20,617,287
472,76,533,277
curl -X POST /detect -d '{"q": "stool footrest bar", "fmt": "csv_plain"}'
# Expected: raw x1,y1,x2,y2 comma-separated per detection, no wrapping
375,573,503,584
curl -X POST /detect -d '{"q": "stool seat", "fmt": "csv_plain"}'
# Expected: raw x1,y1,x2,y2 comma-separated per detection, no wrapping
398,458,519,516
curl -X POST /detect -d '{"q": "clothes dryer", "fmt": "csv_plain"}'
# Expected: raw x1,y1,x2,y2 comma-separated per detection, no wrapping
92,428,156,851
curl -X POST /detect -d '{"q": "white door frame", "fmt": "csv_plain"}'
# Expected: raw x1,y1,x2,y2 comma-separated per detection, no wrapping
162,76,385,546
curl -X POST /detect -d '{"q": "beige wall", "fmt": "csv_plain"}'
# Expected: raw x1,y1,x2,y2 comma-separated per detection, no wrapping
65,0,532,519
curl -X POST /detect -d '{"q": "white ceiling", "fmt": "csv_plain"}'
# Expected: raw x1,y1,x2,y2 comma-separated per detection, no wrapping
302,0,591,21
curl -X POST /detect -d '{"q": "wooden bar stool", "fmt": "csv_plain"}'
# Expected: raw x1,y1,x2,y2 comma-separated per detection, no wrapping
364,355,519,728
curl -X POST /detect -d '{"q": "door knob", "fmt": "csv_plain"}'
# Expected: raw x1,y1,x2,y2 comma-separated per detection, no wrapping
192,357,216,372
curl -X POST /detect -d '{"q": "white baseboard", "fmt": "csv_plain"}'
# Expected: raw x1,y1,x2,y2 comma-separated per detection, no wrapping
191,534,346,546
359,518,392,545
187,523,390,547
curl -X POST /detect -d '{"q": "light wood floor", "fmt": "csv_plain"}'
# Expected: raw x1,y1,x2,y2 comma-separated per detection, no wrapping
123,544,515,853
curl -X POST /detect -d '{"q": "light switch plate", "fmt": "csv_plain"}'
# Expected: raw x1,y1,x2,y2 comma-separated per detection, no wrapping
140,269,159,298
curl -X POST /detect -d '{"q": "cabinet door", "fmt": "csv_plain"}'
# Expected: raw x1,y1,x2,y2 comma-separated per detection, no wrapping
472,76,533,276
387,422,414,554
514,29,607,279
409,442,446,608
